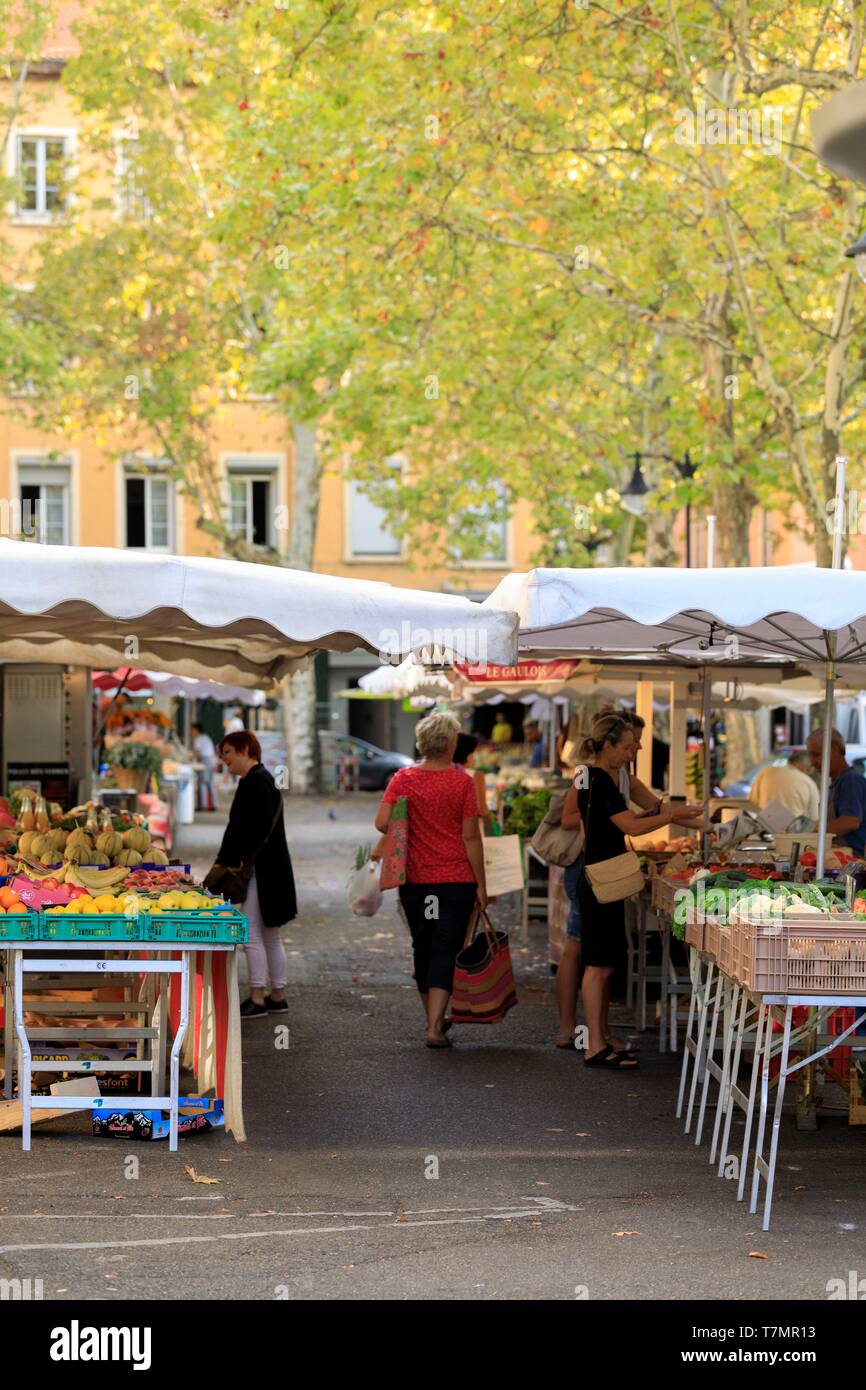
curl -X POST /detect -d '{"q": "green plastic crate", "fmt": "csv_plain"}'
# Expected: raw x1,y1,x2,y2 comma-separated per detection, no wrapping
0,912,42,942
40,913,144,942
141,910,248,944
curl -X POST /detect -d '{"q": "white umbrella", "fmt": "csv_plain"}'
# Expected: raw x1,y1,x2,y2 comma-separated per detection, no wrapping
96,670,267,706
0,540,517,687
358,656,453,700
484,562,866,867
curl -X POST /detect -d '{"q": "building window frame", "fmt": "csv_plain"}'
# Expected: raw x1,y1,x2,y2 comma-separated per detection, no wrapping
343,456,406,563
123,462,175,552
8,127,77,224
222,455,284,551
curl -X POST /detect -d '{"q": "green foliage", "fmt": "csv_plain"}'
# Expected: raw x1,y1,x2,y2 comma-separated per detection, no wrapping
504,788,552,839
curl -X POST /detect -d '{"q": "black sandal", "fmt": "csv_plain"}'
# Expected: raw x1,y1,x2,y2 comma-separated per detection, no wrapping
426,1036,453,1049
584,1044,638,1070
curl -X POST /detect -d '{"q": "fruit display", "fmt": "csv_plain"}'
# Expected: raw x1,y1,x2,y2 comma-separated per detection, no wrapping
6,795,167,877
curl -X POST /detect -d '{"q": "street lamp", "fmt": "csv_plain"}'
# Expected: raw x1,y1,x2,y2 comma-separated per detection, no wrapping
620,453,650,516
620,449,698,564
845,230,866,284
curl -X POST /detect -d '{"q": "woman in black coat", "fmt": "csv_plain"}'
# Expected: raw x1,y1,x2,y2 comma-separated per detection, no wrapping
211,730,297,1019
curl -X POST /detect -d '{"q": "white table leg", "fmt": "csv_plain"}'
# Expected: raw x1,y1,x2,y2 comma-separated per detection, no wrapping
637,912,648,1032
168,953,191,1152
695,965,725,1146
13,951,32,1151
676,948,702,1120
659,920,671,1054
718,987,749,1178
749,1002,779,1214
737,999,766,1202
685,958,715,1134
3,949,13,1099
710,978,739,1166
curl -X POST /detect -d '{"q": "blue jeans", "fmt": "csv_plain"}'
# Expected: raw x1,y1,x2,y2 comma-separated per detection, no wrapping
563,854,585,942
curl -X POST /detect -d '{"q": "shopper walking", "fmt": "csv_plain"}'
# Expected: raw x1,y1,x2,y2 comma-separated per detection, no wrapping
374,711,487,1048
207,730,297,1019
453,731,493,831
191,722,217,812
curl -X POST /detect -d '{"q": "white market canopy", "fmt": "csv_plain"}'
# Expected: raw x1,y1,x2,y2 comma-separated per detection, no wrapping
97,669,267,706
484,565,866,667
0,541,518,688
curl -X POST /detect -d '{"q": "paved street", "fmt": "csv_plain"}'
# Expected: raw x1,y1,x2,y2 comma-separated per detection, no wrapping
2,796,866,1301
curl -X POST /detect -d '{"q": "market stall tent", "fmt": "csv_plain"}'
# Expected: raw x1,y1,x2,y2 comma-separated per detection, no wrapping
0,540,518,686
484,565,866,867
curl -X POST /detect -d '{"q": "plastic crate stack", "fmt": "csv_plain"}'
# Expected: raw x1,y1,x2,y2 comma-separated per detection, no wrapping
0,907,248,944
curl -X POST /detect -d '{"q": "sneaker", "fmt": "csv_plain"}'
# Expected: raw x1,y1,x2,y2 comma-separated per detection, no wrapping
265,996,289,1014
239,998,268,1018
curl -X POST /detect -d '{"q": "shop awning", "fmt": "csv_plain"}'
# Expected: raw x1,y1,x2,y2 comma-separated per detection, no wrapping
483,566,866,665
0,540,518,688
94,668,267,705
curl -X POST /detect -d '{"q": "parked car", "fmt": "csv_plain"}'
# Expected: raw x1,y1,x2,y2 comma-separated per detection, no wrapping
725,744,866,799
334,735,413,791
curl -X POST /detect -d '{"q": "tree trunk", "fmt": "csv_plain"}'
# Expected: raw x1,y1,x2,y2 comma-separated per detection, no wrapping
282,422,321,794
641,333,679,568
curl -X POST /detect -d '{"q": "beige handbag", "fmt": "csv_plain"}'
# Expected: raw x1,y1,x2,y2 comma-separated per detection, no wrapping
582,771,646,904
530,790,584,867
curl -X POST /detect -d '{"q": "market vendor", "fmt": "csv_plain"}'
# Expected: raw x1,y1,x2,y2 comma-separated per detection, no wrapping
805,727,866,855
491,710,513,745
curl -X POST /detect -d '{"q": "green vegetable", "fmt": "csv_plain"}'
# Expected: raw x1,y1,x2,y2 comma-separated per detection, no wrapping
504,789,552,838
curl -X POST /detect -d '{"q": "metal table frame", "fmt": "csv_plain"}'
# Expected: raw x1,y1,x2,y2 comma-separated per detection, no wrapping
2,942,234,1152
676,945,866,1230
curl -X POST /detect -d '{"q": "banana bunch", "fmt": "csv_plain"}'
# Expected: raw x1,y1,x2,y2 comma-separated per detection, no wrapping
67,864,129,891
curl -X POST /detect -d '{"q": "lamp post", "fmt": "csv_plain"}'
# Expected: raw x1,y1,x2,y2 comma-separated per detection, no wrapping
619,449,698,564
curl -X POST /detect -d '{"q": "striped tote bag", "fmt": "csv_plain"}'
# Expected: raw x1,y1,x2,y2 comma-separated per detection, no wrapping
451,906,517,1025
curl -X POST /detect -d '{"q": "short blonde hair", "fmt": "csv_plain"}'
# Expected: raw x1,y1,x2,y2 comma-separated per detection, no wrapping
416,711,462,758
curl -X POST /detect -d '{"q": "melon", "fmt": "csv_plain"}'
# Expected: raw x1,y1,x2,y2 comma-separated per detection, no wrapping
122,827,151,853
116,848,143,867
47,827,68,851
96,831,122,857
64,842,95,864
29,834,51,859
147,848,169,866
18,831,37,856
40,851,62,867
67,829,93,851
86,851,111,868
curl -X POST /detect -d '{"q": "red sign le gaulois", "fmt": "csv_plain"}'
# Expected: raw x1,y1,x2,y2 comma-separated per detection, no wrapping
453,660,576,683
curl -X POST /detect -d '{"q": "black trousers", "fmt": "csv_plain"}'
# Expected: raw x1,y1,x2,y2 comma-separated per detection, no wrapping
398,881,478,993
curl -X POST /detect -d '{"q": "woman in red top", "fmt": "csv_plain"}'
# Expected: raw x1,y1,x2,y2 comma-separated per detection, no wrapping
375,711,487,1049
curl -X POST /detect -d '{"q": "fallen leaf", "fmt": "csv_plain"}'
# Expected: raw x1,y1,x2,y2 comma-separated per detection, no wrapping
545,1128,565,1132
394,1202,406,1223
748,1251,769,1259
217,1158,233,1164
794,1185,806,1192
612,1230,641,1237
183,1166,221,1186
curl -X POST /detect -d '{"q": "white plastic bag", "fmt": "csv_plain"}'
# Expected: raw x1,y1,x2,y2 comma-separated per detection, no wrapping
348,858,383,917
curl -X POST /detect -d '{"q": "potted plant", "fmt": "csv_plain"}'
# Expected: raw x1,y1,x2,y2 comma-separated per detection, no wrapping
106,741,163,792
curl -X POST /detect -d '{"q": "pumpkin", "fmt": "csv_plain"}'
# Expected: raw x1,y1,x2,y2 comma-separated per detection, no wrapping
96,831,122,857
122,827,151,853
116,848,143,867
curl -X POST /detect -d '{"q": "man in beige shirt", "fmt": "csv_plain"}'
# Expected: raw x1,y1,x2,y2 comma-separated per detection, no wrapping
751,750,820,822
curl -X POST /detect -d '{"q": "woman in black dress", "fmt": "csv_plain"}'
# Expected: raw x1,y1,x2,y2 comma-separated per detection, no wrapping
577,715,678,1071
210,730,297,1019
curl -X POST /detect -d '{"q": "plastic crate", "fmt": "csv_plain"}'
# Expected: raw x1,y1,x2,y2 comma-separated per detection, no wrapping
0,911,42,942
732,916,866,995
40,913,144,942
704,918,734,974
684,915,705,952
140,910,248,944
651,877,679,914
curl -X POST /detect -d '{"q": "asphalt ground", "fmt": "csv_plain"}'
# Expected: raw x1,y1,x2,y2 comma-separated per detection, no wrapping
1,794,866,1302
